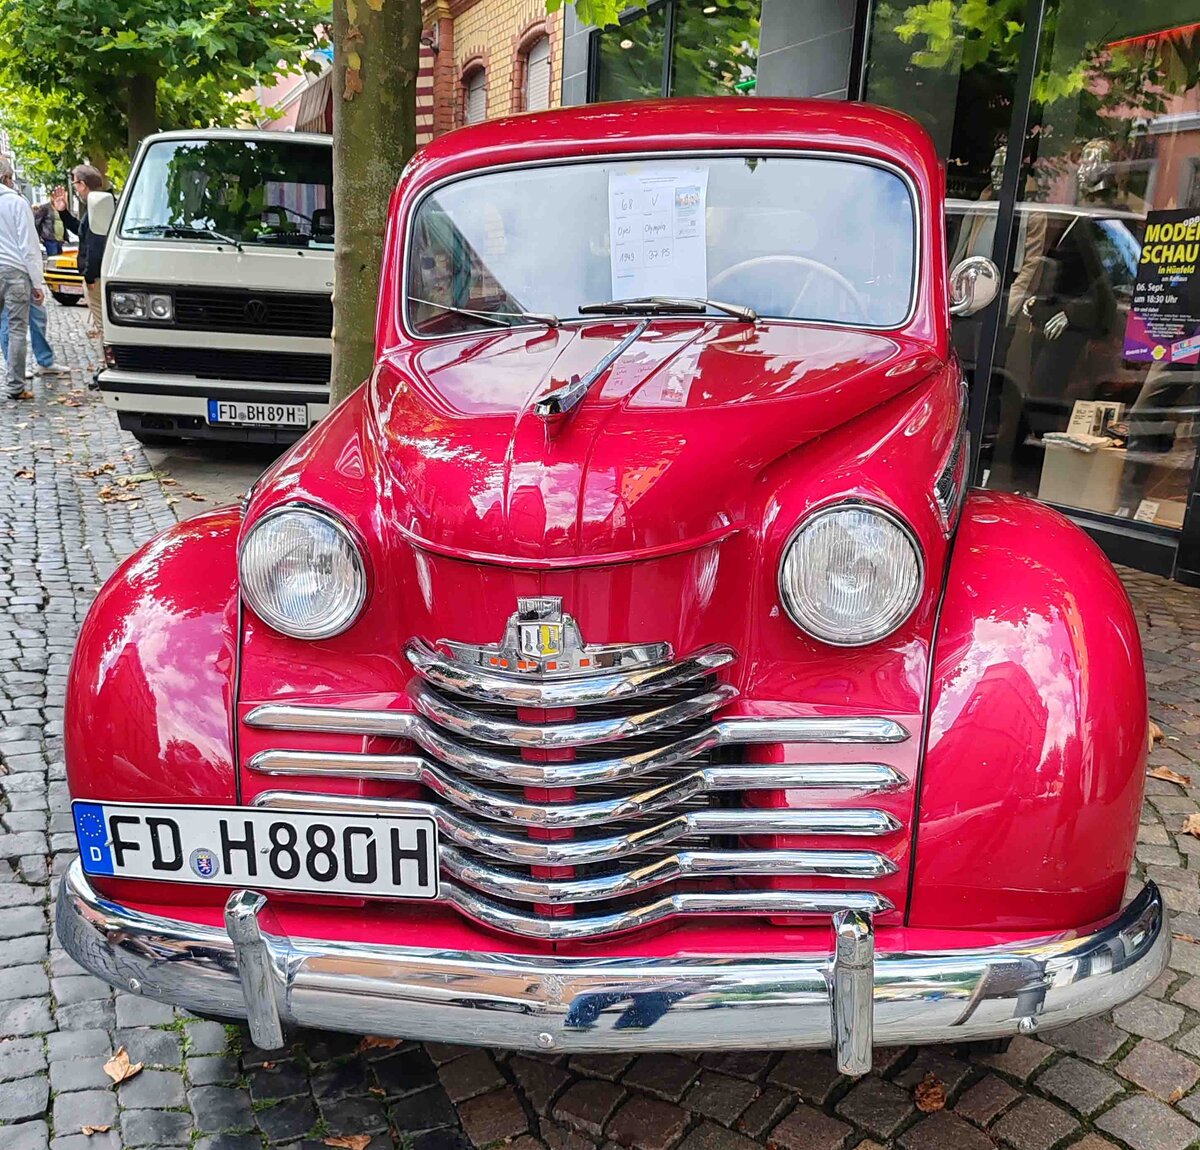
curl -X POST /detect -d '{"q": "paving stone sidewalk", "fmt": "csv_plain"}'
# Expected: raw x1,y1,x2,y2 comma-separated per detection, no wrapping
4,305,1200,1149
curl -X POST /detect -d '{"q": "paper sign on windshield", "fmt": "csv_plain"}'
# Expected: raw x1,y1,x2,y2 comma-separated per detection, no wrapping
609,167,709,301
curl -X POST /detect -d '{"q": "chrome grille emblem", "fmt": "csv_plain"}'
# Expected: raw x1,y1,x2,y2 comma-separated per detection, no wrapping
515,598,564,658
440,596,671,676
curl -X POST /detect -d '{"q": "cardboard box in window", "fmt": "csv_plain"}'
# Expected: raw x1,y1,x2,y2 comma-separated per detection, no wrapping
1036,442,1125,515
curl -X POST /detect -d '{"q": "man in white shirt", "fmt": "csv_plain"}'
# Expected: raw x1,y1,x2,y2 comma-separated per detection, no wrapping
0,157,46,398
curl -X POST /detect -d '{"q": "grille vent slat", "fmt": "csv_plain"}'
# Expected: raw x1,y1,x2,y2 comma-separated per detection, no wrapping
246,644,908,939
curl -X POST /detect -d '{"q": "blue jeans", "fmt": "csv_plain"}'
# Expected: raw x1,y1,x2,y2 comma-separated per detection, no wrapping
1,299,53,368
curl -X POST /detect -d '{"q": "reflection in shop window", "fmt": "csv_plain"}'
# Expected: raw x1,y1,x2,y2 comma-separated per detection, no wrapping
592,2,760,101
869,3,1200,536
983,14,1200,533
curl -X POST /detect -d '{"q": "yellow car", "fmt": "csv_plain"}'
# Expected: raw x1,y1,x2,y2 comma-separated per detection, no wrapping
44,246,85,307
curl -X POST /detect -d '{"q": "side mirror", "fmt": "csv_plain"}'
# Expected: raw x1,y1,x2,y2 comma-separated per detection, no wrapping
949,256,1000,317
87,190,116,238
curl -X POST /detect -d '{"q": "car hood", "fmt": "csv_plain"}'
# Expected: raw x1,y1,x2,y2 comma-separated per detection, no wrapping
366,319,940,565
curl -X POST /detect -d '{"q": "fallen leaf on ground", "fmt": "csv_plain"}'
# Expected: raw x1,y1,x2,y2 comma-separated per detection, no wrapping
80,1125,111,1136
1174,931,1200,944
1170,1087,1186,1103
165,497,179,507
79,462,116,478
114,472,159,487
103,1046,144,1084
1149,719,1164,751
914,1072,946,1113
325,1137,371,1150
1149,766,1191,787
1183,814,1200,839
14,468,33,479
359,1035,402,1052
185,490,207,501
369,1086,385,1095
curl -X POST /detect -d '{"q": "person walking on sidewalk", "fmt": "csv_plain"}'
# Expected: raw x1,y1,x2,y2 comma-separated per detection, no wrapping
52,167,106,335
1,300,69,377
0,157,46,399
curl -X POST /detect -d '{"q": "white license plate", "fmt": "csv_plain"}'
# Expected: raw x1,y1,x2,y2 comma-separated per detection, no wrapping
72,801,438,900
55,283,84,296
207,400,308,427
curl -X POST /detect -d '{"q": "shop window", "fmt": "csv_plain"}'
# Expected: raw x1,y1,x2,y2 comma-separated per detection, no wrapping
981,12,1200,534
463,67,487,125
592,1,760,101
593,4,668,101
670,1,760,96
523,35,552,112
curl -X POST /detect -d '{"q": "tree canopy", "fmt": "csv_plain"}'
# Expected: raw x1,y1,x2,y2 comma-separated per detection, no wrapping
0,0,327,176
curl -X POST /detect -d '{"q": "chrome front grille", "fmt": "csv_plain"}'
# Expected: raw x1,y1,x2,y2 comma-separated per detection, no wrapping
246,642,910,939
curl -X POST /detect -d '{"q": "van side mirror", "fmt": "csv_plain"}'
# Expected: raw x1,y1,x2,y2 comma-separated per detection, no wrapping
87,191,116,238
949,256,1000,317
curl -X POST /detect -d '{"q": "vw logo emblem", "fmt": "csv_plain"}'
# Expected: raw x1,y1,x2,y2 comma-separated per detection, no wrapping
243,298,269,325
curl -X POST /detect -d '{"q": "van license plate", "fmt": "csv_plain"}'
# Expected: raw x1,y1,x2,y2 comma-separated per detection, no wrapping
72,801,438,900
207,400,308,427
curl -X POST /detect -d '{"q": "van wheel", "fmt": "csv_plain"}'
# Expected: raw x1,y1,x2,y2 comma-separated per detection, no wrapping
131,429,175,447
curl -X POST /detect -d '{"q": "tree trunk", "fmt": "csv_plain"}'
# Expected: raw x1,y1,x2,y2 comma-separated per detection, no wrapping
126,72,158,154
331,0,422,404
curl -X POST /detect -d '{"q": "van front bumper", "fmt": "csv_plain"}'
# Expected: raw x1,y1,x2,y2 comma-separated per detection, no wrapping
57,861,1167,1072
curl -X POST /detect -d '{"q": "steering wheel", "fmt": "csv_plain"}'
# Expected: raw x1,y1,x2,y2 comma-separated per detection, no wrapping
709,255,869,323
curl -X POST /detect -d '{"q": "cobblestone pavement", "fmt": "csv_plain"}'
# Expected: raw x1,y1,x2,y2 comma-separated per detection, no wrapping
4,305,1200,1150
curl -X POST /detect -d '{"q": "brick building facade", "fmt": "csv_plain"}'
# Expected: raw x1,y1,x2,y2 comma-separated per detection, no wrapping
419,0,565,143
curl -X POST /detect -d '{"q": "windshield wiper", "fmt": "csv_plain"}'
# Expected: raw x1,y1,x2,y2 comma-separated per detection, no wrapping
578,295,757,323
127,224,243,251
409,296,559,329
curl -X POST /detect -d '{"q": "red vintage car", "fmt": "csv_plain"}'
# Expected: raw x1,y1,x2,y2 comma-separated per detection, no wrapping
57,99,1165,1073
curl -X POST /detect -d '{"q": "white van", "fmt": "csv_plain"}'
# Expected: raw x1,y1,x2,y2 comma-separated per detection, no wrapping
95,129,334,445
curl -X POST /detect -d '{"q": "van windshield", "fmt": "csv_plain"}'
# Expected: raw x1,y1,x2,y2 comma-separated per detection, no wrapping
119,138,334,248
406,155,917,335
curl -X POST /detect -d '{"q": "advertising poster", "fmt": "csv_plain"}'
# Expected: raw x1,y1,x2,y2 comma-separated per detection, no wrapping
1124,208,1200,364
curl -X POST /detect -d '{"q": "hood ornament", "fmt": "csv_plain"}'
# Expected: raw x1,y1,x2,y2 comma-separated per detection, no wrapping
440,597,670,677
533,319,651,420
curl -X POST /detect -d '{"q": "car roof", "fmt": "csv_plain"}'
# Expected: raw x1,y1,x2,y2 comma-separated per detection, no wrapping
406,97,938,189
138,128,332,147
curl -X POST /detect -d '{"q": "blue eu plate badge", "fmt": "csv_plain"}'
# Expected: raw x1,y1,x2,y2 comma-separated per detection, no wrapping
72,802,114,875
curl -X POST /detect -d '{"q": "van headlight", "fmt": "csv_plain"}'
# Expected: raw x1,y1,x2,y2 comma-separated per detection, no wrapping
239,506,367,639
110,289,173,322
778,503,923,646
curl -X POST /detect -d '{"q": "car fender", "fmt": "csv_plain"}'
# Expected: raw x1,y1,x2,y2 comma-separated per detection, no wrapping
65,508,241,806
909,490,1147,931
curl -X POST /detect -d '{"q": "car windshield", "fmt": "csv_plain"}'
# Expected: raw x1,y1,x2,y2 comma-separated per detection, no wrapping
119,138,334,248
406,155,917,335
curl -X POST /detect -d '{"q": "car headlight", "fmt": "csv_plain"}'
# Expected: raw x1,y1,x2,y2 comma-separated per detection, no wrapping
239,506,367,639
778,503,923,646
110,290,173,322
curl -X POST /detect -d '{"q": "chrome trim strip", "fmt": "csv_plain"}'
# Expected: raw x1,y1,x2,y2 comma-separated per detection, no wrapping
405,639,735,707
715,716,909,744
441,844,898,905
440,879,892,939
833,910,874,1075
57,862,1169,1058
408,679,740,749
247,754,907,827
253,792,903,864
243,711,906,788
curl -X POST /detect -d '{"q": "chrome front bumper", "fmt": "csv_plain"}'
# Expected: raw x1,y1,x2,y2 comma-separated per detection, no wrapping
57,861,1167,1074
